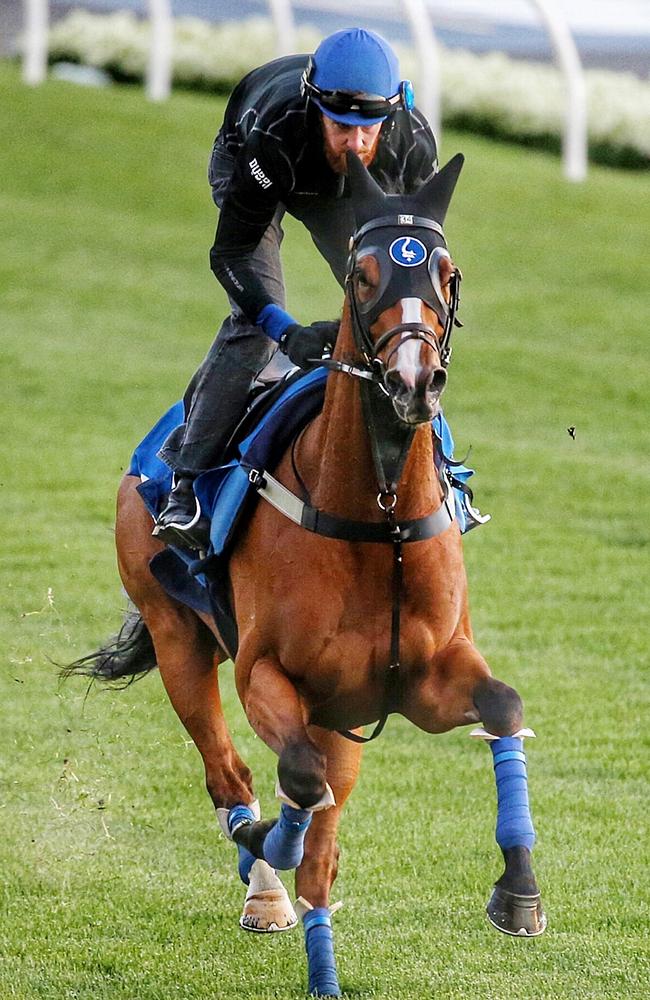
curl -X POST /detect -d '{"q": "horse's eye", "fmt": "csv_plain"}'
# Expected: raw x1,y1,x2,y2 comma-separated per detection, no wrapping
355,270,372,289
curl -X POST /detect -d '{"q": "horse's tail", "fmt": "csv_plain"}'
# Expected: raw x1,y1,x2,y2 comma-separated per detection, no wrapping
61,606,158,686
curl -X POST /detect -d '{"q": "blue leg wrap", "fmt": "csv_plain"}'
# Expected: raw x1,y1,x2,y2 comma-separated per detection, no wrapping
490,737,536,851
227,804,258,885
263,802,312,871
304,908,341,997
236,844,256,885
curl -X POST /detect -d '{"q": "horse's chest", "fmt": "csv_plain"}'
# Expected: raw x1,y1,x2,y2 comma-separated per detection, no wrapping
277,544,463,672
285,610,446,706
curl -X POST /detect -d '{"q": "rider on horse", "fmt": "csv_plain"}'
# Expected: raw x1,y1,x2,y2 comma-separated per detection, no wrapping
153,27,440,550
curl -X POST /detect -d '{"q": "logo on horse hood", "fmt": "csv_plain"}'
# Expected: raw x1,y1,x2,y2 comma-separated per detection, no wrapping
389,236,427,267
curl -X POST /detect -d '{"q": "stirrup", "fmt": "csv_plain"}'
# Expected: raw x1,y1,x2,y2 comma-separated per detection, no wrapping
152,494,210,551
152,518,210,552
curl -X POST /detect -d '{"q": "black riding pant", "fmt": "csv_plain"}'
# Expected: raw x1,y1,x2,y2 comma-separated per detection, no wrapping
159,203,286,474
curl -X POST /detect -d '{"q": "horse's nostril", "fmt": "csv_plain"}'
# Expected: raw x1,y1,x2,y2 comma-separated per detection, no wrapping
384,369,404,394
430,368,447,394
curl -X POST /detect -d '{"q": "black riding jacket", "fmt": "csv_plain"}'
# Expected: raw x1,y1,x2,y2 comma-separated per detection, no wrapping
209,54,438,323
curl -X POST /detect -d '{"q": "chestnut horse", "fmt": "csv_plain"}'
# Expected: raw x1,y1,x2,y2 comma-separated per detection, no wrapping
69,153,545,997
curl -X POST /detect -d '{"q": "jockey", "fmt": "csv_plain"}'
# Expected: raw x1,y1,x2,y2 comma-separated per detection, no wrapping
154,27,439,549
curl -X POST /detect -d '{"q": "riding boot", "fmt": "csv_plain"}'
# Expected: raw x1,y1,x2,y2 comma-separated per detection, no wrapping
152,475,211,551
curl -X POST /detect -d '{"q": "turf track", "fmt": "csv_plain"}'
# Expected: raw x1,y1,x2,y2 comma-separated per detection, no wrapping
1,61,649,999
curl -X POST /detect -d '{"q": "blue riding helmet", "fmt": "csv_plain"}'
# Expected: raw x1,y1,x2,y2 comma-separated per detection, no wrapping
302,28,414,127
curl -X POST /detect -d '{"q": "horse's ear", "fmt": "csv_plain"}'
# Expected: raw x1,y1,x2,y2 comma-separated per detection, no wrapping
346,151,386,225
415,153,465,225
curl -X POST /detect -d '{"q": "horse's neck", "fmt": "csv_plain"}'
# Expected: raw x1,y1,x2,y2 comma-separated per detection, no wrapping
305,301,440,521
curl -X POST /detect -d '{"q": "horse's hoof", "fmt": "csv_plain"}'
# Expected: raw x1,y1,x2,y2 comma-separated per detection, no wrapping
239,860,298,934
486,885,547,937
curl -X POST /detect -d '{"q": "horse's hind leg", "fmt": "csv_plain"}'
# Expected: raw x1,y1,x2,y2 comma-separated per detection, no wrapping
116,476,254,813
117,477,296,933
401,637,546,937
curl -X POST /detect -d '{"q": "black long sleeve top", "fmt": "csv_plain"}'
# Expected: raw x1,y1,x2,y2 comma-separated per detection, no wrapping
209,54,438,322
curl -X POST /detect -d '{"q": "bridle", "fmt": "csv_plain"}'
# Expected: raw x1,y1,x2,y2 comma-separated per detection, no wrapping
322,213,462,394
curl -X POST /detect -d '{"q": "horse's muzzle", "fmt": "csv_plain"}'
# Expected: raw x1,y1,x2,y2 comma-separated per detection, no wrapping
385,366,447,424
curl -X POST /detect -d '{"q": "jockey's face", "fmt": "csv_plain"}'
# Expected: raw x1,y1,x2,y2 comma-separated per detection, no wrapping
320,114,383,174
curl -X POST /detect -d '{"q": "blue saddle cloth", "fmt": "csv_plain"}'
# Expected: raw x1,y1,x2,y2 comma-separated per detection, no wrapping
128,367,479,656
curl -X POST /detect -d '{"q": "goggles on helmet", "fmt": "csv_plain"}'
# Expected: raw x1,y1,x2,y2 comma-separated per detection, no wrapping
301,56,414,123
302,74,406,120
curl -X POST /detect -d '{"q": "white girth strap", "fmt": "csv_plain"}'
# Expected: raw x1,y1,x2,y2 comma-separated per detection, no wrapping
250,470,305,526
249,468,455,538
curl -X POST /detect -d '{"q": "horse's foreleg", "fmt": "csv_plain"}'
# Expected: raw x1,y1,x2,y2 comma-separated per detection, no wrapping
231,656,333,873
402,638,546,937
472,675,546,936
295,730,363,999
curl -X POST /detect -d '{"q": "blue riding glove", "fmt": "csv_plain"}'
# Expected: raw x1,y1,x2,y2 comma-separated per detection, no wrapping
279,321,339,369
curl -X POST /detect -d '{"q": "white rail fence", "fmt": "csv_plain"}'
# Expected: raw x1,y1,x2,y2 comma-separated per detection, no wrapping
21,0,587,180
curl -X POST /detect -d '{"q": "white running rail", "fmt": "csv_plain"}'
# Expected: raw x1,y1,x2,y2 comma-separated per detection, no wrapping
269,0,296,56
528,0,588,180
147,0,172,102
22,0,48,85
400,0,441,137
21,0,588,178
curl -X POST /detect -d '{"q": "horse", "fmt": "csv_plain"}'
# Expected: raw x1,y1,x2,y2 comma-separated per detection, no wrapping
67,151,546,997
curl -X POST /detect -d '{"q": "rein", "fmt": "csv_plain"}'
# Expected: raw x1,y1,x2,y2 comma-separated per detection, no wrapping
339,493,404,744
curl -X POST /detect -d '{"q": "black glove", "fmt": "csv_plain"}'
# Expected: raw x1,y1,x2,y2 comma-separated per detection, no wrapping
279,321,339,369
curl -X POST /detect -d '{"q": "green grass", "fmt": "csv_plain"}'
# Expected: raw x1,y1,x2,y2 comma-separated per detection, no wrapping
1,61,649,999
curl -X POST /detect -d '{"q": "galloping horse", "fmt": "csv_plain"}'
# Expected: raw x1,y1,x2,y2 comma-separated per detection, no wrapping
69,152,546,997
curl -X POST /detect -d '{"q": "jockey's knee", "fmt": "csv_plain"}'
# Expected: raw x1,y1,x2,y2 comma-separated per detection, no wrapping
473,676,523,736
278,740,327,809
